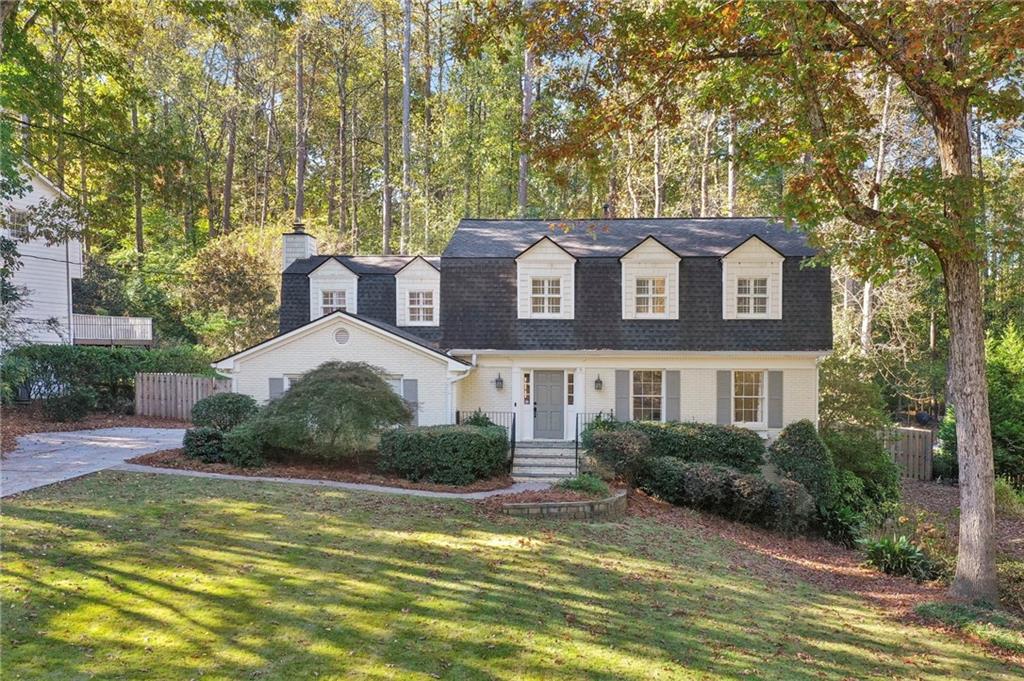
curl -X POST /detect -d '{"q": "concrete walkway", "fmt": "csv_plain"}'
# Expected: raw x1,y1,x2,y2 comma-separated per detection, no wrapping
113,463,551,499
2,427,186,498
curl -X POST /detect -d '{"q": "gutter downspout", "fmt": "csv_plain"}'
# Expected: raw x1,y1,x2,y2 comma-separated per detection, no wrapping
446,352,476,424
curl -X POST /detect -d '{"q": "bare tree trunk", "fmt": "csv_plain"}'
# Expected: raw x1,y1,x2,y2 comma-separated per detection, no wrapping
77,51,87,214
381,10,393,254
336,53,349,238
221,58,240,235
422,0,432,251
294,29,306,226
625,131,640,217
52,18,65,190
653,126,663,217
350,98,359,252
860,75,892,354
259,85,275,230
700,114,712,217
400,0,412,253
726,112,736,216
517,0,534,216
131,101,144,253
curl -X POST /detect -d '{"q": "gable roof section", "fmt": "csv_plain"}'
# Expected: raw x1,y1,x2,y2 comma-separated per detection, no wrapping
442,218,815,258
307,256,358,278
720,234,785,260
395,254,441,274
618,235,680,261
213,310,470,370
515,235,577,261
285,254,441,275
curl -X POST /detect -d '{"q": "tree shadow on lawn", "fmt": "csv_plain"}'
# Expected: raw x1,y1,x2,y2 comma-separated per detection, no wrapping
1,471,1017,680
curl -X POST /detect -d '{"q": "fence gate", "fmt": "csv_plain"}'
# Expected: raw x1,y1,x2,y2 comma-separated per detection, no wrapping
886,427,935,481
135,373,231,422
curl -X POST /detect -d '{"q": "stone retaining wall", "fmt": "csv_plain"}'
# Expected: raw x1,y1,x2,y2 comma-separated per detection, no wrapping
501,490,627,520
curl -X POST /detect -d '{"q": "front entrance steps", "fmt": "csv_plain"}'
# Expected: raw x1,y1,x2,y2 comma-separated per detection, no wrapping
512,441,577,481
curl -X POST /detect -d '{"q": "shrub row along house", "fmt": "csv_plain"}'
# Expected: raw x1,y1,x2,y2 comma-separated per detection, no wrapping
213,218,831,456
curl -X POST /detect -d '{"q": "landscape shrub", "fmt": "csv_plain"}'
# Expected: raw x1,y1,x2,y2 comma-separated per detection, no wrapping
822,427,901,505
935,408,959,481
378,425,508,485
998,561,1024,614
183,427,225,463
623,421,765,472
221,421,265,468
255,362,411,461
0,344,213,412
589,429,651,485
730,473,775,524
461,409,496,427
768,420,838,504
769,479,816,536
862,535,940,582
579,412,617,450
41,387,97,422
191,392,258,431
994,477,1024,517
556,473,610,497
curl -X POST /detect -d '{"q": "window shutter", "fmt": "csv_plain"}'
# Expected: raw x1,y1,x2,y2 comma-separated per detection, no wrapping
268,377,284,401
665,370,680,422
403,379,419,425
615,370,629,421
767,371,783,429
716,370,731,425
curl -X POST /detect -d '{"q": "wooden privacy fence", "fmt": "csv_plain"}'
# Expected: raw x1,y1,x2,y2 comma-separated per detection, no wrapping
885,426,935,481
135,373,231,421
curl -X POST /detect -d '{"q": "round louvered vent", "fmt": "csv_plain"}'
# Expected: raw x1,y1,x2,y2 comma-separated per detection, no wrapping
334,327,350,345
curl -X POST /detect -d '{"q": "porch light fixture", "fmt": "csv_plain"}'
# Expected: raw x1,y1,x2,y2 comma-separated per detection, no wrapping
594,375,603,391
494,374,504,390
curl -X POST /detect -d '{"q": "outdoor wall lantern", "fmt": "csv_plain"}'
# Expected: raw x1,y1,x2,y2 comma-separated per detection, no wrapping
594,375,603,391
494,374,504,390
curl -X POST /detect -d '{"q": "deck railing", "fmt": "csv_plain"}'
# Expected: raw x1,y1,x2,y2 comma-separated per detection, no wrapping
73,314,153,345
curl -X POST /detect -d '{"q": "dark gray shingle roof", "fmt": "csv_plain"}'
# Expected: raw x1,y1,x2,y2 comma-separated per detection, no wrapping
442,218,815,258
285,255,440,275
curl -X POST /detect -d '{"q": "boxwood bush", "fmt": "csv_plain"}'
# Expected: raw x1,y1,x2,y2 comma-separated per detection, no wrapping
589,429,651,484
768,419,838,504
191,392,258,431
378,425,509,486
183,427,225,463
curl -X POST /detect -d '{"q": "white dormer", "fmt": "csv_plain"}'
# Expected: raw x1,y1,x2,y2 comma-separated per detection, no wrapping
395,256,440,326
308,258,358,319
721,235,784,320
515,236,576,320
620,236,680,320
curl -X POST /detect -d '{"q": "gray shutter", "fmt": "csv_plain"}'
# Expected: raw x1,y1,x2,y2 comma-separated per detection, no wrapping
268,377,284,401
716,370,732,425
767,371,783,429
615,370,630,421
665,370,680,422
403,379,419,425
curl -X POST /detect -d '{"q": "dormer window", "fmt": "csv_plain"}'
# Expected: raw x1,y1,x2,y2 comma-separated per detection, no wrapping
721,236,784,320
635,277,667,316
322,290,347,315
395,256,440,326
736,277,768,316
530,277,561,315
620,236,679,320
408,290,435,323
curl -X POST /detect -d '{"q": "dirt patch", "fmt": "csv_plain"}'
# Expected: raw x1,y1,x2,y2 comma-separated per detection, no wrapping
903,480,1024,562
1,404,188,454
128,448,516,494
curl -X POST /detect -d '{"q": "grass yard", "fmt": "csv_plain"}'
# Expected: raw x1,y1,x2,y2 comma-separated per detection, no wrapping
1,472,1020,680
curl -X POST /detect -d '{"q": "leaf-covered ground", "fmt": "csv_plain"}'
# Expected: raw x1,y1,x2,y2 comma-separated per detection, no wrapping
2,471,1020,680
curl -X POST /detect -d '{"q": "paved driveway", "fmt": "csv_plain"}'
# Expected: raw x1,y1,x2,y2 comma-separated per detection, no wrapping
1,427,185,497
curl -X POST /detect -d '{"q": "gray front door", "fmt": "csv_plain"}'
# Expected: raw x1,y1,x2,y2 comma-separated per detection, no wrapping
533,370,564,439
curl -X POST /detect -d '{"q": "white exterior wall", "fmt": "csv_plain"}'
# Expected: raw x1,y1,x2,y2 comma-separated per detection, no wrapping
620,238,680,320
230,318,452,426
722,238,783,320
515,238,576,319
3,171,82,345
395,258,440,326
453,352,822,440
308,259,358,318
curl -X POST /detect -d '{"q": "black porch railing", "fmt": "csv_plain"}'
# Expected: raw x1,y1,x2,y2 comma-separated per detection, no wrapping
455,410,517,464
575,410,614,475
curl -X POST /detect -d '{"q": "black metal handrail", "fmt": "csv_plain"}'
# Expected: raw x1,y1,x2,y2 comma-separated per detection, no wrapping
455,410,517,467
575,410,614,476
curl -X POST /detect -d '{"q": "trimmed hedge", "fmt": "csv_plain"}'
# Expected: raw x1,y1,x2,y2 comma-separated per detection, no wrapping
640,457,814,535
222,420,265,468
42,387,97,422
768,419,838,504
581,420,765,472
378,425,509,486
589,429,651,484
183,427,225,463
191,392,258,431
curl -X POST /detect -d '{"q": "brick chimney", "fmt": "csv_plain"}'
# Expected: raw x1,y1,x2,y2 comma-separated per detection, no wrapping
282,222,317,272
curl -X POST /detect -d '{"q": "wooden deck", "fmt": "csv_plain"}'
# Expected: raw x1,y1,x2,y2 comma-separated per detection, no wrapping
73,314,153,346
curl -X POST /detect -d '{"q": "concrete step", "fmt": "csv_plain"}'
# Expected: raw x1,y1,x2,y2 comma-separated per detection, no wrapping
515,457,577,468
512,465,577,477
512,475,568,483
515,441,574,449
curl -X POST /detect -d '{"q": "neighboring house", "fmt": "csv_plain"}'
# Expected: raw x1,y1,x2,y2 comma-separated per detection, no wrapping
214,218,832,443
1,167,152,347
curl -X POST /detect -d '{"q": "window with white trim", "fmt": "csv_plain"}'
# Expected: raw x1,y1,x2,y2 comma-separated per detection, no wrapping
523,372,531,405
530,277,561,315
3,209,31,241
733,370,765,425
321,290,347,315
631,370,663,421
407,290,434,323
386,376,405,397
635,277,667,316
736,277,768,316
567,372,574,406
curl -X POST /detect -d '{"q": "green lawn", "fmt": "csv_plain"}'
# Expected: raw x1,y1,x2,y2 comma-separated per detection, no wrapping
1,472,1018,680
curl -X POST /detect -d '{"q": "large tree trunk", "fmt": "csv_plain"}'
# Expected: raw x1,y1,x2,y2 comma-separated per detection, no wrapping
221,58,239,235
294,29,306,226
626,131,640,217
422,0,432,251
861,76,893,354
726,112,736,216
336,54,349,238
131,101,144,253
350,98,359,252
381,10,393,254
518,0,534,216
653,126,663,217
700,114,712,217
400,0,412,253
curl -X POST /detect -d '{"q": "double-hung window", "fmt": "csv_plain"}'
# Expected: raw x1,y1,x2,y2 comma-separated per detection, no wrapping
321,290,347,315
407,290,434,323
733,370,765,426
631,370,663,421
530,277,561,315
635,277,667,316
736,277,768,316
3,209,30,241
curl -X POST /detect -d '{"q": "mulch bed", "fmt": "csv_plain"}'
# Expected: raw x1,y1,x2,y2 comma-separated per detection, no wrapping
903,480,1024,562
128,448,516,494
1,404,188,454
